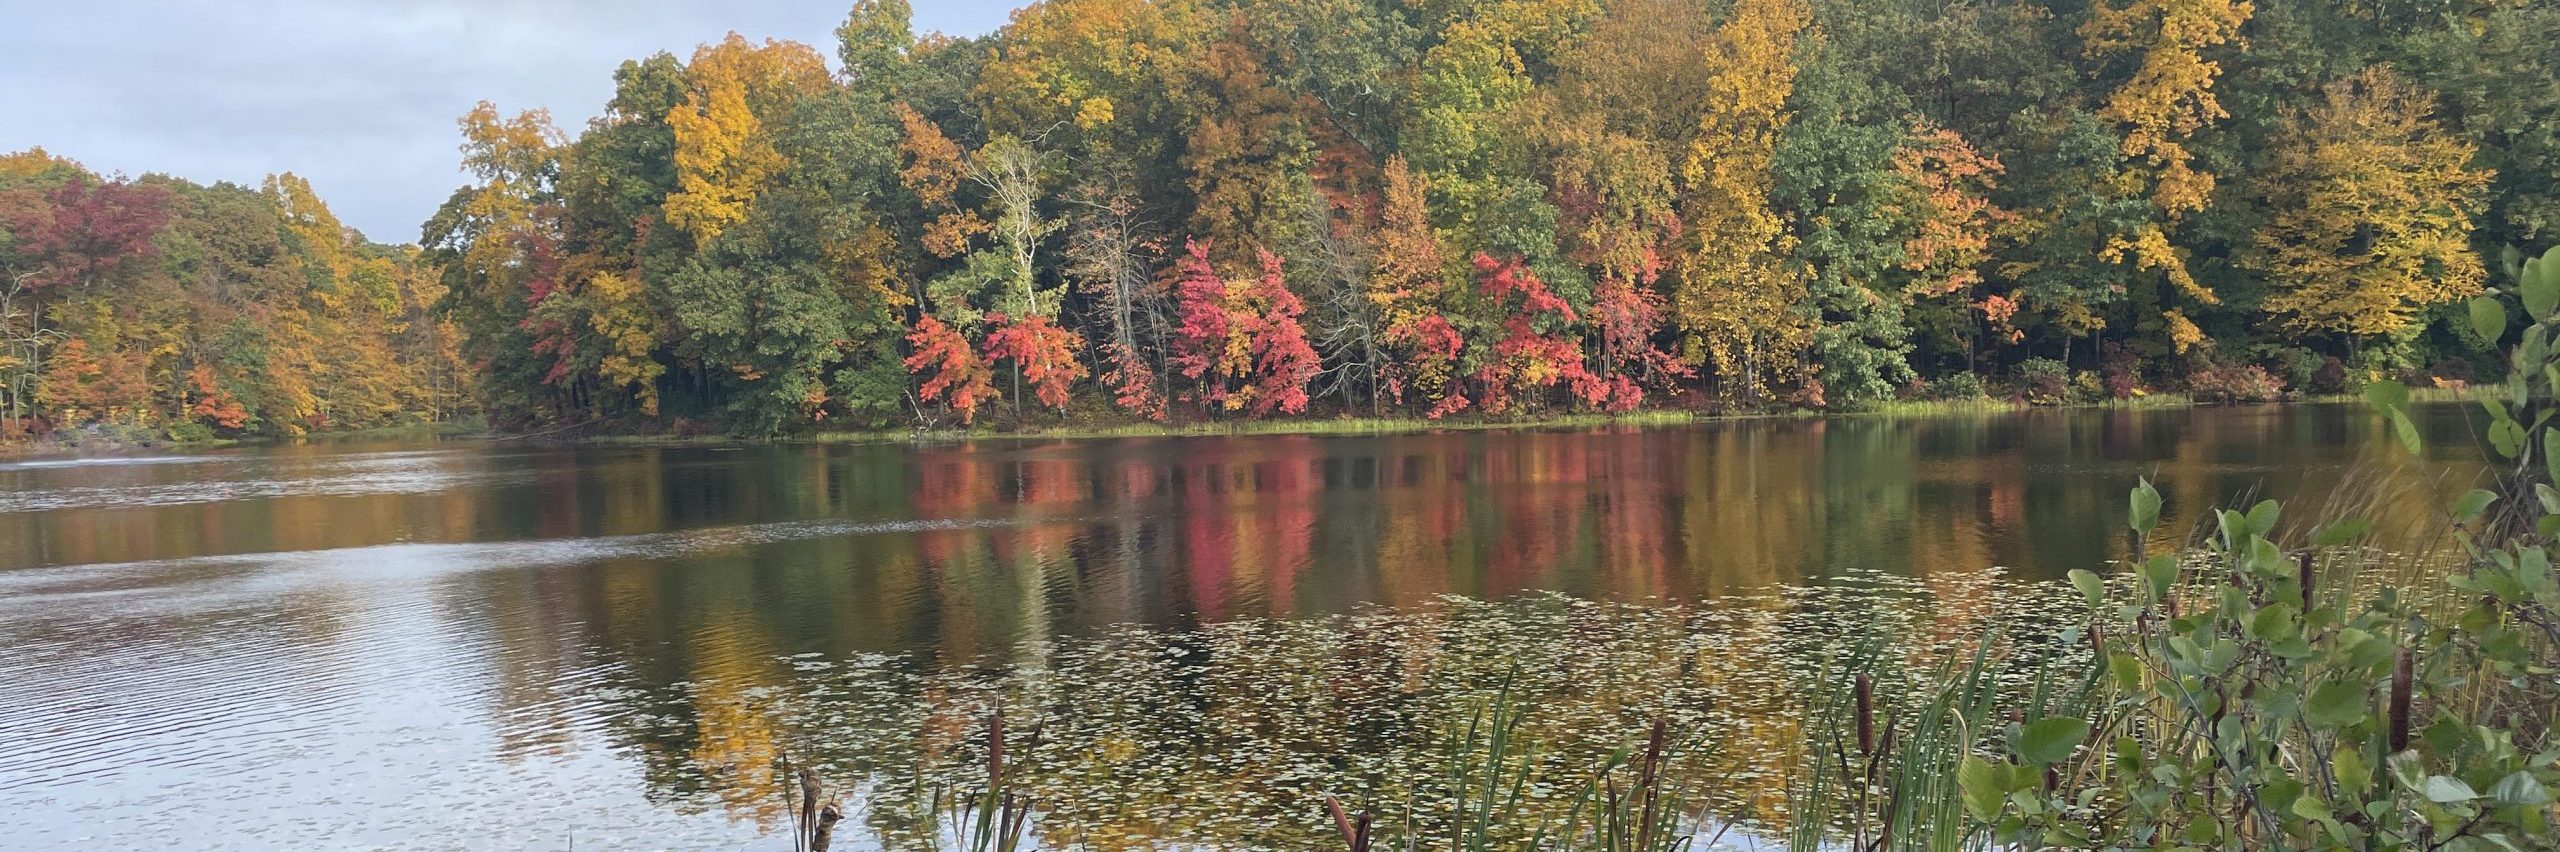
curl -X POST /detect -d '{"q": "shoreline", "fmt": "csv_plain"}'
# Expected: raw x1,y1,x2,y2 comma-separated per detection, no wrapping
3,387,2477,459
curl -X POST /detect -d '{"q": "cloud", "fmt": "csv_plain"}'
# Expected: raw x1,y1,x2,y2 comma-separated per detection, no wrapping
0,0,1018,243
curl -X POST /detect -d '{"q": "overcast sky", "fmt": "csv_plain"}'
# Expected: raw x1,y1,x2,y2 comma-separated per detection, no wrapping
0,1,1022,243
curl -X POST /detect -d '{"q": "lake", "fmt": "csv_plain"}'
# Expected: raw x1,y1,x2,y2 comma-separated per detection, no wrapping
0,403,2490,849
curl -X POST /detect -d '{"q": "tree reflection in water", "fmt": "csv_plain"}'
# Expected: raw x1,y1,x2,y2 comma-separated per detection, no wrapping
618,578,2088,849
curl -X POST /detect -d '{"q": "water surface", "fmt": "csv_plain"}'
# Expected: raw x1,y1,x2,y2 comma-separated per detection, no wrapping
0,403,2489,848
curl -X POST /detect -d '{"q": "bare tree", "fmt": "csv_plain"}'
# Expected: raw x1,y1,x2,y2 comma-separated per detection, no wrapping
0,269,64,432
1285,186,1386,413
965,136,1063,317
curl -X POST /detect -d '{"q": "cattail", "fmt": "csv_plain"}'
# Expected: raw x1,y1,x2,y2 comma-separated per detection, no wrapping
1326,796,1360,849
1854,673,1876,755
810,800,843,852
797,768,822,851
2388,646,2414,753
987,707,1006,789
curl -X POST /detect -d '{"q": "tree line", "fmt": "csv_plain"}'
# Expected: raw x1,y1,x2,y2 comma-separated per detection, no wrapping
9,0,2559,439
0,151,467,442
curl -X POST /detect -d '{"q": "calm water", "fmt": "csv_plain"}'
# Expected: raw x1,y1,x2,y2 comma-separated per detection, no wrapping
0,404,2490,849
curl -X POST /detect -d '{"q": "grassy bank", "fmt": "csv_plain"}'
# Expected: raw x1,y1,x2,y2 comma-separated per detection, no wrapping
0,416,489,459
566,390,2417,449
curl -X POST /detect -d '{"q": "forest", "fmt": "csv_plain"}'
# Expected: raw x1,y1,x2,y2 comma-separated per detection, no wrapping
0,151,467,442
6,0,2558,438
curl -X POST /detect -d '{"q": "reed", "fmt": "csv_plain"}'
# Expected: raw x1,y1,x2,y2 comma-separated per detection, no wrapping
1320,683,1719,852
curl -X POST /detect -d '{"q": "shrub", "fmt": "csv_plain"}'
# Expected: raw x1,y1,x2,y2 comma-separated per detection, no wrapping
2256,344,2326,393
2313,355,2348,394
2186,362,2287,404
2099,342,2144,398
2069,371,2106,404
2014,358,2069,405
1930,371,1988,401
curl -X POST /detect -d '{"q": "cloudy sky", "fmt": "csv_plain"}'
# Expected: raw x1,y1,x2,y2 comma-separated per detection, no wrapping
0,1,1023,243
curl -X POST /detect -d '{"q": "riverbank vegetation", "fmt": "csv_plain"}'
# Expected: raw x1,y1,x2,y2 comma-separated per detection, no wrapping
0,152,472,447
749,250,2560,850
7,1,2553,441
414,0,2557,436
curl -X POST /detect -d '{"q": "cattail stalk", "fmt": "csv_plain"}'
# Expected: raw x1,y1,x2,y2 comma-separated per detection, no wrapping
2389,646,2414,753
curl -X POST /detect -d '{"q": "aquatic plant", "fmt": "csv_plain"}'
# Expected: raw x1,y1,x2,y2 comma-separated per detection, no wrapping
1789,248,2560,851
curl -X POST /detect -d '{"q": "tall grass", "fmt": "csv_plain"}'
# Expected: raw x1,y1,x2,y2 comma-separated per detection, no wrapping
1316,683,1721,852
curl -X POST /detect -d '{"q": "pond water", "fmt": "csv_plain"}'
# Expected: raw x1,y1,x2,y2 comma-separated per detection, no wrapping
0,403,2492,849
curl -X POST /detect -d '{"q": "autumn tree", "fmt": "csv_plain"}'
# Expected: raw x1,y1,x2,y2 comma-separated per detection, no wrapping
1233,250,1320,416
982,311,1088,412
1178,16,1315,268
0,171,176,430
2254,67,2489,343
1368,158,1463,412
1892,124,2012,372
1674,0,1812,400
663,35,829,245
1469,254,1601,415
906,314,995,423
2079,0,2253,354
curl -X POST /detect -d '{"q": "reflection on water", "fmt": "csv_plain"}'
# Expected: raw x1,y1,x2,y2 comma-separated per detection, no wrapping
0,404,2488,848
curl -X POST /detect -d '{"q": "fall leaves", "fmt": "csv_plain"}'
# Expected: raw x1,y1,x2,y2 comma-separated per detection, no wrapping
2253,68,2490,338
367,0,2551,435
1,160,466,438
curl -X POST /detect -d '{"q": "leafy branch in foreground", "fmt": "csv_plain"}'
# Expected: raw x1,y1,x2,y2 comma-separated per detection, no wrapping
1802,247,2560,851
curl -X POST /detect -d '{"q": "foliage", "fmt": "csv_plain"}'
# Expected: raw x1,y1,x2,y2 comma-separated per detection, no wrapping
29,0,2559,436
982,312,1088,412
905,314,995,424
2255,68,2491,341
2015,357,2070,405
1792,245,2560,852
2186,361,2287,404
3,158,465,440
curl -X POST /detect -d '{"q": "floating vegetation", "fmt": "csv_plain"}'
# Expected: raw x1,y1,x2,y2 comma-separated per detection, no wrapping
693,573,2095,850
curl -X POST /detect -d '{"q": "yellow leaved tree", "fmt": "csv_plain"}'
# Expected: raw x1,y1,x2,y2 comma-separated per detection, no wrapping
663,34,829,245
1674,0,1812,399
2080,0,2253,349
2255,67,2490,341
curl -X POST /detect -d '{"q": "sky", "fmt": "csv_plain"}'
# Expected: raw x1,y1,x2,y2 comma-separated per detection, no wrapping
0,1,1023,243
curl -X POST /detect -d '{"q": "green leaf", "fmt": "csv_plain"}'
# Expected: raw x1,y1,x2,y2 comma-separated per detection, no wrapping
2525,257,2560,319
2456,489,2502,523
2546,428,2560,486
2142,554,2179,601
2334,750,2371,796
2109,652,2142,690
2248,603,2299,642
2471,296,2509,344
2130,478,2162,535
2245,500,2280,537
2364,379,2411,413
2304,680,2368,728
2491,418,2526,460
2070,569,2105,607
2422,775,2481,804
1958,756,2006,821
2290,792,2332,823
2018,717,2091,766
2391,409,2422,455
2489,771,2551,806
2521,546,2550,593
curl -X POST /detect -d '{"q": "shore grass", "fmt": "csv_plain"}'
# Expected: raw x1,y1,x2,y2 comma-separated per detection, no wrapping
2,387,2456,457
553,390,2423,448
